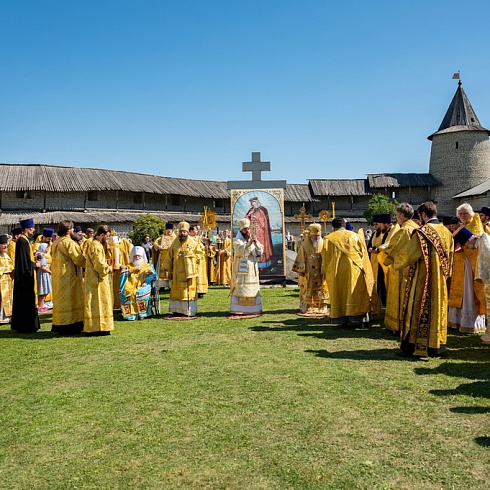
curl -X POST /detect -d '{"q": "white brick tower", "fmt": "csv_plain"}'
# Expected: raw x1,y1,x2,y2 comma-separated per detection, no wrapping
428,80,490,215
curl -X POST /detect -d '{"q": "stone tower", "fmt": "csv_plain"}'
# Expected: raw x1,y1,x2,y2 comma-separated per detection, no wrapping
428,80,490,215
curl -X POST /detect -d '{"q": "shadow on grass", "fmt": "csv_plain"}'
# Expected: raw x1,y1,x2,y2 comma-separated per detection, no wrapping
304,348,420,362
475,436,490,447
429,381,490,399
450,406,490,414
251,318,398,341
0,329,59,340
414,361,490,381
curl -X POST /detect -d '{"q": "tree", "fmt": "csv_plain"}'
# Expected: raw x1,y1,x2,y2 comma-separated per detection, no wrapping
363,194,398,225
129,214,166,245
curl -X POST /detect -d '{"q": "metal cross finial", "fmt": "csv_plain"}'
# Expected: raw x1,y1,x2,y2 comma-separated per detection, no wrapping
294,206,313,233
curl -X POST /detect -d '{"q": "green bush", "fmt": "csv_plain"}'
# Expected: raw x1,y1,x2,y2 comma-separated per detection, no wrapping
128,214,166,244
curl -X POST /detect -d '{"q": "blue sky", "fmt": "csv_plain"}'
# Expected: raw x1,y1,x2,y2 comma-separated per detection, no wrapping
1,1,490,184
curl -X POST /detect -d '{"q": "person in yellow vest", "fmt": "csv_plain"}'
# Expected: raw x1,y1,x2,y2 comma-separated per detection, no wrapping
152,223,175,290
11,218,40,333
394,202,454,357
189,225,208,299
7,227,21,260
381,203,418,333
84,225,114,335
292,223,329,316
0,234,14,324
81,228,94,255
322,218,374,327
448,202,486,334
216,229,232,287
163,221,204,317
51,220,86,335
478,206,490,235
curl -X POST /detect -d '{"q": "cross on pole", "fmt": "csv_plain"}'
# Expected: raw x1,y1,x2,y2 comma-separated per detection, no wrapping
294,206,313,233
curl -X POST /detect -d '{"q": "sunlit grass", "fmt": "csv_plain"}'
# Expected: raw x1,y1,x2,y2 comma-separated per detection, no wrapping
0,286,489,489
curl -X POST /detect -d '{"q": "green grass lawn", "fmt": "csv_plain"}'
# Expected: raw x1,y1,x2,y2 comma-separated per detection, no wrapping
1,286,489,489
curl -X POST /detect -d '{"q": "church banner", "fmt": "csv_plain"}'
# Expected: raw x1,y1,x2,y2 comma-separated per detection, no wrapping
231,188,286,278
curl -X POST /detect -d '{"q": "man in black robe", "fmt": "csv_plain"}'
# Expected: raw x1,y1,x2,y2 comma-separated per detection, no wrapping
11,218,40,333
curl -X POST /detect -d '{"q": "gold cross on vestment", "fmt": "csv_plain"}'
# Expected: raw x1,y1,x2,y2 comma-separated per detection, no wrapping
294,206,312,233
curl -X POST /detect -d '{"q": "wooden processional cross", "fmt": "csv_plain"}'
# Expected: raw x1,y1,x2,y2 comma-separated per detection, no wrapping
294,206,312,233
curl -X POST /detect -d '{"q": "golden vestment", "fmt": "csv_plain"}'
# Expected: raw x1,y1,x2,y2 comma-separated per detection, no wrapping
382,220,418,332
230,235,263,314
0,252,14,319
322,230,374,320
163,236,204,315
153,234,175,285
216,238,232,286
51,236,86,334
7,240,15,260
84,240,114,333
448,213,486,333
394,222,453,357
475,233,490,343
292,237,329,314
206,243,218,283
193,237,208,295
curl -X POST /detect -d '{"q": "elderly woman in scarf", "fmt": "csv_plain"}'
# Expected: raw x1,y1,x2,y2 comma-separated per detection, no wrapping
119,245,157,321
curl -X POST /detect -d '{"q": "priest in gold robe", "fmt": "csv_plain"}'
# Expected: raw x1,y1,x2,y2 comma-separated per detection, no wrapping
163,221,204,317
230,218,264,316
322,218,374,327
465,231,490,344
189,225,208,298
478,206,490,235
381,203,418,333
84,225,114,335
0,234,14,323
393,202,453,357
119,246,157,320
153,223,175,289
7,228,21,260
51,220,86,335
448,203,486,333
292,223,328,315
216,229,232,286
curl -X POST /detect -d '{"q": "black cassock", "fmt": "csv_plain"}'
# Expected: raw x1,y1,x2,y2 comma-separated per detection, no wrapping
11,235,40,333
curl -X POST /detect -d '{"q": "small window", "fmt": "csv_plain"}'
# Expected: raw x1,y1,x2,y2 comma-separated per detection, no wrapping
171,194,180,206
214,199,224,208
455,142,459,149
133,192,143,204
392,191,396,199
16,190,31,199
87,191,98,202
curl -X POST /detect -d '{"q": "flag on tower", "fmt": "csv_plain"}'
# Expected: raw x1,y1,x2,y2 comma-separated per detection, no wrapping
452,72,460,79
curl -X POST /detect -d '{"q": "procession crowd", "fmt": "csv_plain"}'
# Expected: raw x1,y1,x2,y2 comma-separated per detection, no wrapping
1,201,489,358
0,217,261,336
292,201,490,357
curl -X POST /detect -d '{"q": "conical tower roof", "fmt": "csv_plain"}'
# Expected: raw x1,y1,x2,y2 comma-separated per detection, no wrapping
428,81,489,140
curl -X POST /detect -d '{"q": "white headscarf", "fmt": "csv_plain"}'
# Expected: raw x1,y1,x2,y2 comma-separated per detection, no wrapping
129,245,148,264
36,243,48,254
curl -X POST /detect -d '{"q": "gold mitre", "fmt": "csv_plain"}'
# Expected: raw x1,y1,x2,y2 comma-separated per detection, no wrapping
178,221,190,232
238,218,250,230
309,223,322,236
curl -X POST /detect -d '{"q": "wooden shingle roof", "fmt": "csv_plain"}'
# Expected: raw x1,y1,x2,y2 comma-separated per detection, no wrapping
309,179,371,196
0,163,230,198
367,173,440,188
